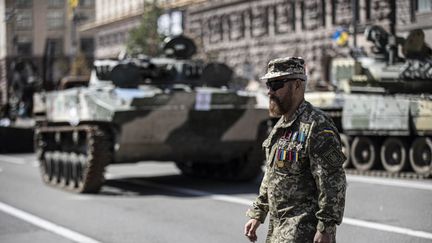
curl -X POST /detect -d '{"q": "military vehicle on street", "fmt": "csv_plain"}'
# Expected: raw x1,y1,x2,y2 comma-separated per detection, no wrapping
307,25,432,177
34,36,271,193
0,59,39,152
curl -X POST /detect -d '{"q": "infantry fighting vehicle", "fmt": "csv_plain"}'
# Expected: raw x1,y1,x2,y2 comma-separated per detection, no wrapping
34,36,271,193
308,25,432,177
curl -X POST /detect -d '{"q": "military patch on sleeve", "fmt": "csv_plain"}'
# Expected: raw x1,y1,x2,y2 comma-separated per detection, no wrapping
322,146,346,168
312,128,346,168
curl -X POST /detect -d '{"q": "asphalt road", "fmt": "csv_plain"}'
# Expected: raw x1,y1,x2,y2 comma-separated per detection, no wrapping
0,154,431,243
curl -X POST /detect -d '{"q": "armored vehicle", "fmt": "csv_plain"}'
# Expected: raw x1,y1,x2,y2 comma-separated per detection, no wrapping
308,25,432,177
34,36,271,193
0,59,40,153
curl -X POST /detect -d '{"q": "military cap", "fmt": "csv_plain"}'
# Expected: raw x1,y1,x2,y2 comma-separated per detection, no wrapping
260,57,307,81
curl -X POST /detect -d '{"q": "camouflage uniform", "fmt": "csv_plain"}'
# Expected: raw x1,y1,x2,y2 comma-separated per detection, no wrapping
247,100,346,243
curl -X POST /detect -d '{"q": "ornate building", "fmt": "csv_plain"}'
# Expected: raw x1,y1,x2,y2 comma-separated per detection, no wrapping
0,0,95,104
181,0,432,87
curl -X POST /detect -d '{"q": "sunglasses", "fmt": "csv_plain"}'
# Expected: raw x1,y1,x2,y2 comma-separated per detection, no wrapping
266,79,296,92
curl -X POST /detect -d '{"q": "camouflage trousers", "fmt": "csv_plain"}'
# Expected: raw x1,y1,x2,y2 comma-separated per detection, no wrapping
265,213,336,243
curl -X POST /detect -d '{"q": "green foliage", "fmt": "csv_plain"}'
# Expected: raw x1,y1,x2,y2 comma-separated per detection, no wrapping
127,1,164,56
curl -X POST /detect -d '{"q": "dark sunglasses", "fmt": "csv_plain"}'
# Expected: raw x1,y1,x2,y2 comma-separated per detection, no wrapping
265,79,296,92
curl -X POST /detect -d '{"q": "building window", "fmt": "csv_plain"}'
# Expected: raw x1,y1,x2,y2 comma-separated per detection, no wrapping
321,0,326,27
291,2,296,31
331,0,336,25
80,38,94,55
46,38,63,56
273,3,295,34
15,11,33,29
47,10,64,29
301,2,305,30
17,42,32,56
365,0,371,20
208,16,223,43
48,0,64,8
16,0,32,8
417,0,432,12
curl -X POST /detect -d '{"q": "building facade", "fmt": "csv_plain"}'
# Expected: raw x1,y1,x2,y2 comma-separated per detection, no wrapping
182,0,432,86
79,0,146,58
0,0,95,104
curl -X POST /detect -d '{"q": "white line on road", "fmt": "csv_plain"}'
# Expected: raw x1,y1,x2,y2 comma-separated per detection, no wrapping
0,155,27,164
0,201,101,243
347,175,432,191
343,218,432,240
128,179,432,240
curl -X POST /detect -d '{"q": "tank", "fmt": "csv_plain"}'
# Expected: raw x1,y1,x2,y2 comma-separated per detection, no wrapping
308,25,432,177
34,35,272,193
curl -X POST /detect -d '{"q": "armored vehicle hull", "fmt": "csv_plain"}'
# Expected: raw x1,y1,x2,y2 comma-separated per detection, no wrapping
35,84,271,192
342,93,432,176
307,91,432,178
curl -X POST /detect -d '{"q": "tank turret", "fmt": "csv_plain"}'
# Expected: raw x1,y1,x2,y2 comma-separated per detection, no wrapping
89,35,233,89
331,25,432,94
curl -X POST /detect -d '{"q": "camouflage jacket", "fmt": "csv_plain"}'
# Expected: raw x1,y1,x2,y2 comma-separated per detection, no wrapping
247,100,346,243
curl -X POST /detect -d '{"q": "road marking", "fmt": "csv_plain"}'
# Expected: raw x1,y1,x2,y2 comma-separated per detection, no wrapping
343,218,432,240
0,155,39,166
347,175,432,191
0,201,101,243
0,167,3,173
0,155,27,164
127,179,432,240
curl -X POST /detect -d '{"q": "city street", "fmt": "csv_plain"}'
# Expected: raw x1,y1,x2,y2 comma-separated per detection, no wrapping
0,154,431,243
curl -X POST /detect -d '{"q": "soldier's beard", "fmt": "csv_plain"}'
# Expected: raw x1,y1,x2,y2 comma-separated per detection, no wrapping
269,96,286,117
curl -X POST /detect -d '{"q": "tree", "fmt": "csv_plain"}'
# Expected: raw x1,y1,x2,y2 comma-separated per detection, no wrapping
127,1,164,57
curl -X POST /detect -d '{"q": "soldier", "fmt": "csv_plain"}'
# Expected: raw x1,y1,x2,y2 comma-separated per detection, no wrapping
244,57,346,243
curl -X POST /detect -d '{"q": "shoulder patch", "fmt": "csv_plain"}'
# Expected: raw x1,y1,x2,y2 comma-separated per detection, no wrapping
322,146,346,168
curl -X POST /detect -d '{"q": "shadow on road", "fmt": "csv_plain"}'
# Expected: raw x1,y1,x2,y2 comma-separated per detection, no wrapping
102,173,263,198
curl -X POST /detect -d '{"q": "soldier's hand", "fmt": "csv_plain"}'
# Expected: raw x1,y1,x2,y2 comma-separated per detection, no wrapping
244,219,261,242
313,231,332,243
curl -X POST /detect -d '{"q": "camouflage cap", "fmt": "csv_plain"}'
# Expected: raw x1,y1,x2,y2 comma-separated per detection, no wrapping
260,57,307,81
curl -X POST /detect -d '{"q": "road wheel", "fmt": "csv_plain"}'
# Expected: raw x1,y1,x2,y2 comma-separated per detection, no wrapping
41,152,54,183
36,131,52,183
351,136,378,171
67,152,80,190
51,151,62,184
76,154,87,190
409,137,432,176
59,152,70,187
340,134,351,168
380,138,408,173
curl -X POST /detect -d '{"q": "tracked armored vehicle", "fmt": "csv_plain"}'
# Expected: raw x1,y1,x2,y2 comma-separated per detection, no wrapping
308,26,432,177
34,36,271,193
0,59,40,153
